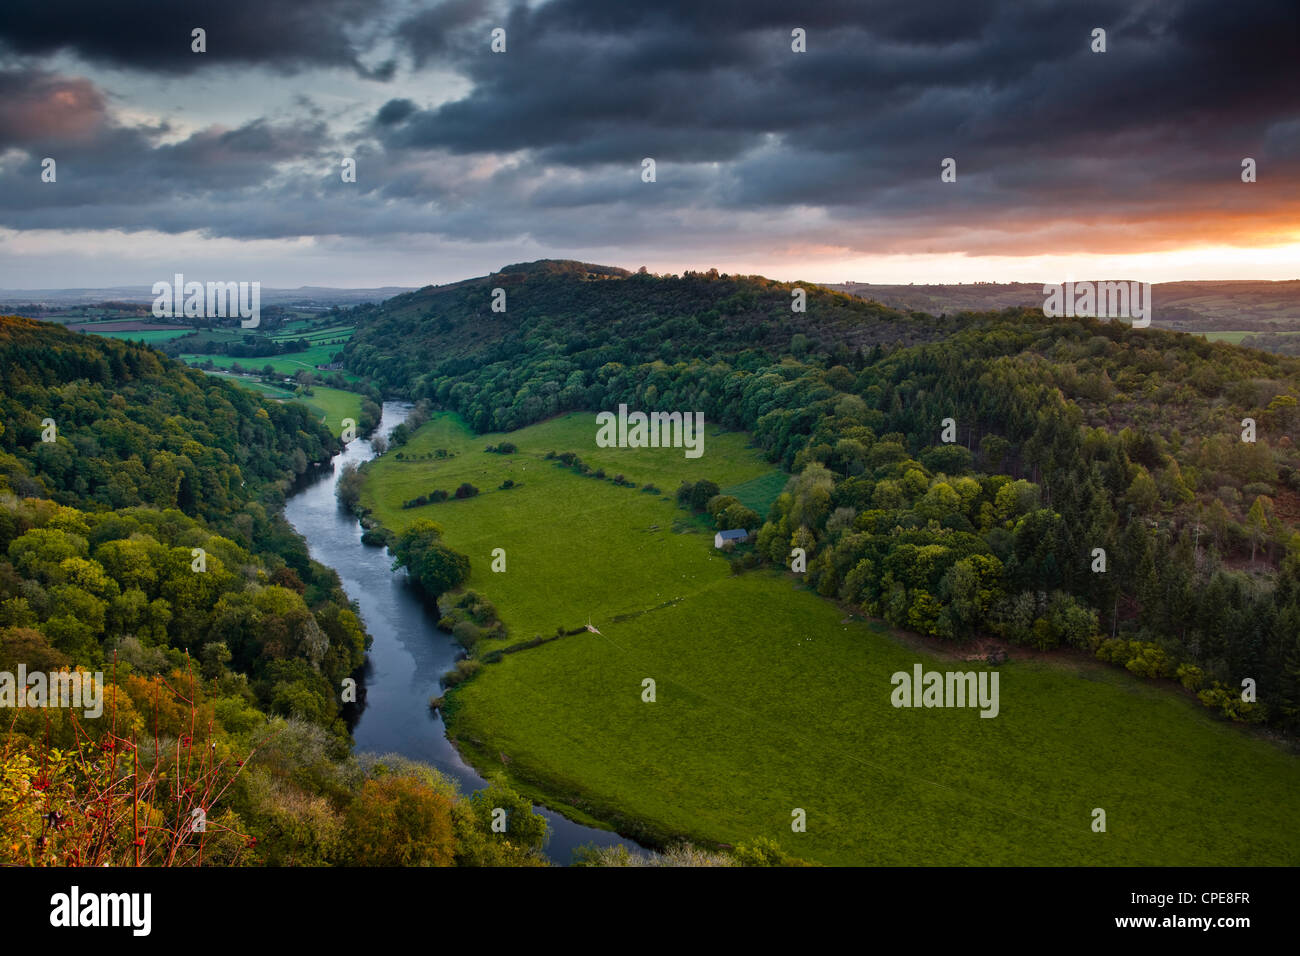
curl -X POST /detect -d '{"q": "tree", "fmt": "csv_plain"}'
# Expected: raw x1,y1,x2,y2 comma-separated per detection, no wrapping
719,503,759,532
686,480,720,512
1246,495,1273,565
391,521,471,598
345,775,456,866
454,778,548,867
336,462,364,511
1125,467,1161,514
941,554,1004,636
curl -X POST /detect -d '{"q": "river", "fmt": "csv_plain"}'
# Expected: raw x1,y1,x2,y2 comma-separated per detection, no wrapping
283,401,641,865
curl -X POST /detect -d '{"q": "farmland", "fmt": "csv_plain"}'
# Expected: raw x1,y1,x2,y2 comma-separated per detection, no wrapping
181,344,346,375
359,411,1300,865
208,372,362,434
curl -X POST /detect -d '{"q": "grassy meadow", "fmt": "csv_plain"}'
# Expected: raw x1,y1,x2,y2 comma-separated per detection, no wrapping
85,328,196,343
210,373,362,434
181,343,344,375
359,411,1300,865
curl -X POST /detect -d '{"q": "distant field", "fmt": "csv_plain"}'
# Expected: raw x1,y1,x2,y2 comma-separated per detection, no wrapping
207,372,361,433
182,342,344,374
269,324,353,344
1199,330,1300,344
85,328,196,343
360,411,1300,865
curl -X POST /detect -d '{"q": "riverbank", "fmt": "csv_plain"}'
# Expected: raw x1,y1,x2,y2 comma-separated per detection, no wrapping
282,401,645,864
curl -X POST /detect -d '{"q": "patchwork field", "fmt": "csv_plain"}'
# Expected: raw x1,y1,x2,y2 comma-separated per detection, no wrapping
360,411,1300,865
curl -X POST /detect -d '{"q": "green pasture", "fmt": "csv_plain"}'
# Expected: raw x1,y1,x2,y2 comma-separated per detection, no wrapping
181,342,343,374
84,328,195,343
360,411,1300,865
207,372,362,433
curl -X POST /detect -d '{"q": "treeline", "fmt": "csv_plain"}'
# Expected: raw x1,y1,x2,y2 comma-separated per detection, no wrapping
401,484,478,509
545,450,638,487
335,267,1300,733
1241,331,1300,357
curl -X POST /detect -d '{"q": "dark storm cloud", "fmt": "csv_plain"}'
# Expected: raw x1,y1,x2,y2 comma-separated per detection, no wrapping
0,0,395,75
380,0,1296,167
376,98,418,126
0,68,337,222
0,0,1296,259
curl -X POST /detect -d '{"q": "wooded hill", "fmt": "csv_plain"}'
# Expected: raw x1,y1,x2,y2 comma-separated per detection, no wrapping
340,261,1300,734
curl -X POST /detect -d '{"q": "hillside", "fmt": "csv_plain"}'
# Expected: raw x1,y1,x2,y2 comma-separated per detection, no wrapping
0,315,557,868
825,280,1300,350
344,260,958,403
0,314,340,520
350,263,1300,710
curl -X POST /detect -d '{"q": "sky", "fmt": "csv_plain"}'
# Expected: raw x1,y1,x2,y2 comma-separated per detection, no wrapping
0,0,1297,289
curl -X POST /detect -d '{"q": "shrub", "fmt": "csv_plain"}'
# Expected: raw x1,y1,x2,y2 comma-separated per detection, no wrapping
500,479,515,490
454,483,479,499
451,620,482,652
441,658,481,687
732,836,792,867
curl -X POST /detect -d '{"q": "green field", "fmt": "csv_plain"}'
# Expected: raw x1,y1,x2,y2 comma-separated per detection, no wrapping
1199,330,1300,344
182,343,344,375
360,411,1300,865
268,324,353,344
208,373,362,433
82,328,196,343
1200,331,1253,344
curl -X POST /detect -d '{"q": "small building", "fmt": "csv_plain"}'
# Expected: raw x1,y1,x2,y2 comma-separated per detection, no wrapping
714,528,751,549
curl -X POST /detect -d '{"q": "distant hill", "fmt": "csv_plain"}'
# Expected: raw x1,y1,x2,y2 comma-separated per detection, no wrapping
0,286,418,309
344,259,957,394
826,279,1300,336
334,259,1300,745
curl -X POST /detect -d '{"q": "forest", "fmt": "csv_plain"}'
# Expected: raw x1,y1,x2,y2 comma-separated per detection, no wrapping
340,262,1300,734
0,315,555,867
